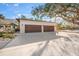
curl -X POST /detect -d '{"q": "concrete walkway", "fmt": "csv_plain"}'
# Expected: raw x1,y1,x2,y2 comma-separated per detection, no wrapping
0,32,79,56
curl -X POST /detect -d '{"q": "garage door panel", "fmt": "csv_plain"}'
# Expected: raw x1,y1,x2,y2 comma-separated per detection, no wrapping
44,26,54,32
25,25,41,33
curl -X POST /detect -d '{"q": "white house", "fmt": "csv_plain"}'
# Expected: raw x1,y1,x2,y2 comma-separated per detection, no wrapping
19,19,56,33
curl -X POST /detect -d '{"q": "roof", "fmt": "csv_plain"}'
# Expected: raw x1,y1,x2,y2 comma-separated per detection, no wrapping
16,18,55,23
0,18,15,25
6,19,16,24
20,19,56,26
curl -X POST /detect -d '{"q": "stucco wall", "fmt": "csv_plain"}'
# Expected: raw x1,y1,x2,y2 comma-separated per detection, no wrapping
20,20,56,33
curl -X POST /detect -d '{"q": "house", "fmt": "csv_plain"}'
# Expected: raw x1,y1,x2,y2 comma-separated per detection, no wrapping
0,18,15,32
19,19,56,33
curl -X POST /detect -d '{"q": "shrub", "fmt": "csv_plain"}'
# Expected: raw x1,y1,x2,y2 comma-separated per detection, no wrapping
0,32,15,39
0,32,2,37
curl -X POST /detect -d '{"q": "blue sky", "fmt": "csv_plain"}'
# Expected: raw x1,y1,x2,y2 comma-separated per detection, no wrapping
0,3,45,19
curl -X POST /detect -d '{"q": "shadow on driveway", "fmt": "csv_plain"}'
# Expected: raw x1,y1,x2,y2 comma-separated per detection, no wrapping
3,32,61,49
31,40,49,56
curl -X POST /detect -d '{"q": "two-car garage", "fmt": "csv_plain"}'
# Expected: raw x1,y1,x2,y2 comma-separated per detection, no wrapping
20,19,56,33
25,25,54,33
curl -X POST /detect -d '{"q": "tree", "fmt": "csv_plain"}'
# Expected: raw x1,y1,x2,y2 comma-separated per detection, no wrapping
0,14,5,19
32,3,79,24
32,5,45,21
20,15,26,19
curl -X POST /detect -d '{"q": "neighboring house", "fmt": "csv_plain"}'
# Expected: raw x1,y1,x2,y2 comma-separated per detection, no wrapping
0,18,15,32
18,19,56,33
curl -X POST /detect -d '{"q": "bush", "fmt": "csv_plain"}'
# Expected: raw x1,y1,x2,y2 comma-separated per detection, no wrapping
0,32,2,37
0,32,15,39
3,34,14,39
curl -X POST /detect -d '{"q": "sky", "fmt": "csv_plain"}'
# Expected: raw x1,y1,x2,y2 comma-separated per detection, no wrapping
0,3,64,22
0,3,44,19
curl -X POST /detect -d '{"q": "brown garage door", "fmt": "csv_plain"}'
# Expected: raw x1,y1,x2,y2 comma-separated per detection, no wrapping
25,25,41,33
44,26,54,32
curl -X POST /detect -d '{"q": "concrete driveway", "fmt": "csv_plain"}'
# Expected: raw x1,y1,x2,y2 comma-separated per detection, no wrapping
4,32,57,48
0,31,79,56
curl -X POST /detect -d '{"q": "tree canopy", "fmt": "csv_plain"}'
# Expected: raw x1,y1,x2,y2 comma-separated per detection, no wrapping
32,3,79,24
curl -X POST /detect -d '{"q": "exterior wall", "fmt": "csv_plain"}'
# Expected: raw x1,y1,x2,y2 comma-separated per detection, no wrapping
20,22,25,33
41,25,44,32
20,20,56,33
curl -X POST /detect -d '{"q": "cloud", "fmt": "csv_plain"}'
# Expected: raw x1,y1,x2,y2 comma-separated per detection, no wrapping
2,3,9,6
6,4,9,6
13,4,19,7
16,14,22,18
11,16,16,19
14,10,20,14
2,3,19,7
12,14,21,19
16,13,33,19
